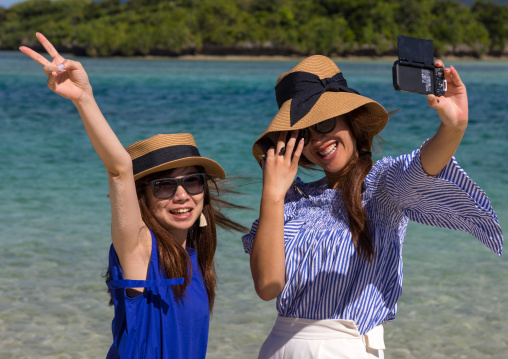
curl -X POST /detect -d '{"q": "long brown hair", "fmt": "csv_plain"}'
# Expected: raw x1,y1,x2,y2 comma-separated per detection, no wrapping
300,108,394,261
107,167,248,312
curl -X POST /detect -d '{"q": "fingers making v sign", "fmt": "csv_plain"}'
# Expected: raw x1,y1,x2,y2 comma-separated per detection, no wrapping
19,33,91,101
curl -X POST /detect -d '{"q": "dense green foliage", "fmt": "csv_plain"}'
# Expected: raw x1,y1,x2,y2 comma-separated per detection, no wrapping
1,0,507,57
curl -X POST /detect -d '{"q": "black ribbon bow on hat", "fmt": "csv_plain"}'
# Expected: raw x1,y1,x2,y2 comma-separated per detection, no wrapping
275,71,360,126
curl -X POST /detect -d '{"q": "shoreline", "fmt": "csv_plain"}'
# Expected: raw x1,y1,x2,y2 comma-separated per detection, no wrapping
176,54,508,62
115,53,508,62
4,49,508,62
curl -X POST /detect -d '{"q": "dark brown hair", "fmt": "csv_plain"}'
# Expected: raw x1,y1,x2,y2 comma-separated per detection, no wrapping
300,108,394,261
107,167,248,312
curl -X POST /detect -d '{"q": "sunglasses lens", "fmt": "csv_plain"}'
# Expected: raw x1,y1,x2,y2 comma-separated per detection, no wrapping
151,174,206,198
152,179,178,199
183,174,205,194
314,117,337,134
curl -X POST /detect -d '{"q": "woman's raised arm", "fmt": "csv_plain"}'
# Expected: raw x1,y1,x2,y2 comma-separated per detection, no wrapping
250,132,304,300
420,60,468,176
20,33,151,281
19,33,133,177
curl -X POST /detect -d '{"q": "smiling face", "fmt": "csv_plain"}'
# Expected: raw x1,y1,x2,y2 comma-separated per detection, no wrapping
301,115,357,176
145,166,205,246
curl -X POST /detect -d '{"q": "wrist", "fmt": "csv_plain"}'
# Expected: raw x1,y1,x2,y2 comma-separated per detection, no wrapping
439,120,467,136
261,189,286,206
72,86,94,107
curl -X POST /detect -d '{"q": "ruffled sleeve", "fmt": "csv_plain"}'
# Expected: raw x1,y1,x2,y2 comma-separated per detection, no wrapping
241,219,259,254
373,147,503,255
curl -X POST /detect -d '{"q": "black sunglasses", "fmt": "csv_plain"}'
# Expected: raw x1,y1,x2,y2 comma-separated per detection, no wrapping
291,117,337,146
149,173,207,199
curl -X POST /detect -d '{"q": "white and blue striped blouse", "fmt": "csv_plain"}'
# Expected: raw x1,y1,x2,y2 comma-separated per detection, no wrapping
242,147,503,335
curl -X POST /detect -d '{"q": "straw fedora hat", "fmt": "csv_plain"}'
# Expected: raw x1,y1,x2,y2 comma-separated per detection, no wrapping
126,133,225,181
253,55,389,162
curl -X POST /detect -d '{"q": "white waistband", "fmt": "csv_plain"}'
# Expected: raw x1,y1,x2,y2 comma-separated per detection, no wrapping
271,316,385,350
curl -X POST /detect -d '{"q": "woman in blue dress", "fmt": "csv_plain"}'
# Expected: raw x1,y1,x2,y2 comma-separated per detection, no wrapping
242,55,503,358
20,32,245,359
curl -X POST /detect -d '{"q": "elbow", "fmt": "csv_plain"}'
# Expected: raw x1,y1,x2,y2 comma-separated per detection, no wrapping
250,255,285,301
254,281,284,301
107,160,134,180
257,292,278,302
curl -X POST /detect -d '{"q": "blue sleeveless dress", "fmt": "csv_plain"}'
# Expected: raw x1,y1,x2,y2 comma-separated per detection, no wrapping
106,230,210,359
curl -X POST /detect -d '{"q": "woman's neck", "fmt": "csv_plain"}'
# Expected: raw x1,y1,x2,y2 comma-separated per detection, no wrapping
170,229,188,248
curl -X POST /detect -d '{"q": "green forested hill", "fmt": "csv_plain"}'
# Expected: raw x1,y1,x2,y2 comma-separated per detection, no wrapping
1,0,507,57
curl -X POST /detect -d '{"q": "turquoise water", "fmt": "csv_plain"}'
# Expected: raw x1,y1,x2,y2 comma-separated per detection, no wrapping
1,51,507,358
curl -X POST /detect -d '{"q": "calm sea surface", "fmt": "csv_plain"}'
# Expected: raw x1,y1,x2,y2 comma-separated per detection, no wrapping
1,51,507,358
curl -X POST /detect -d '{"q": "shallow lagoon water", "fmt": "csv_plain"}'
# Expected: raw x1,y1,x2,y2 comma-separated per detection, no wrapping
0,52,507,358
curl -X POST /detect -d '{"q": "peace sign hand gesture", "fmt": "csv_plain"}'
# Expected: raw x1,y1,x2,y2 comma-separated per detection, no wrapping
19,33,92,102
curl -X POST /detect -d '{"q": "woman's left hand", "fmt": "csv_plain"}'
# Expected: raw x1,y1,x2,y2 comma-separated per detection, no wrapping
420,60,468,176
426,60,468,130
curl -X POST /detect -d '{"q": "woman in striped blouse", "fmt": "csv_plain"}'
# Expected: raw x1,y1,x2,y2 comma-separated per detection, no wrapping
242,55,503,358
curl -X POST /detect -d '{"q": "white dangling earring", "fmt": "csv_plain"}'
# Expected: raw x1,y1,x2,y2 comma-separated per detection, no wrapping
199,212,207,227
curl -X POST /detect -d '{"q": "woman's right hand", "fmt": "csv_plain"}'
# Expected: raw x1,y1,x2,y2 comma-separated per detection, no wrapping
261,131,304,200
19,32,92,102
252,131,304,301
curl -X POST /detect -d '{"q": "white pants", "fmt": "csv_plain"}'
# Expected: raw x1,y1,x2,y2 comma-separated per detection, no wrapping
258,316,385,359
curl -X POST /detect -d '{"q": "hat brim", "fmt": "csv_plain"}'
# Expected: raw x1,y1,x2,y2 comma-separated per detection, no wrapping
133,157,226,181
253,92,388,163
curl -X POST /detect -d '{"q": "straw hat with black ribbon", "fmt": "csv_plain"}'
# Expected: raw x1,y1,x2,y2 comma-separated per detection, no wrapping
126,133,225,181
252,55,389,163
